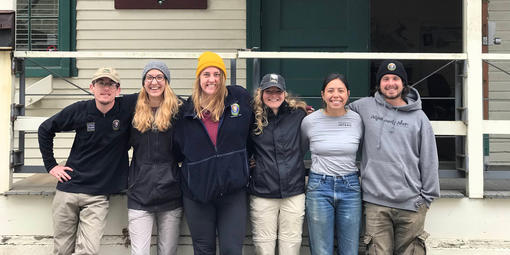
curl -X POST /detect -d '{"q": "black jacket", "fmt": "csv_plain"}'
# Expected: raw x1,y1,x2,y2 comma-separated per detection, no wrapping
248,103,307,198
128,121,182,212
38,94,137,195
173,85,253,203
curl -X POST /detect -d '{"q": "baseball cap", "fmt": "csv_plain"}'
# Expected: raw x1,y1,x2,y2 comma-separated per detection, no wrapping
92,67,120,84
259,73,286,91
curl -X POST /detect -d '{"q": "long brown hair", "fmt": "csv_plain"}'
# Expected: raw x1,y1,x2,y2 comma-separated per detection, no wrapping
132,80,181,132
252,88,307,135
191,69,228,122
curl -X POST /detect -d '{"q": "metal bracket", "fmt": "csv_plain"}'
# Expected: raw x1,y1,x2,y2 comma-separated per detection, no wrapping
11,57,27,172
13,57,24,74
230,58,237,85
10,103,26,171
10,103,24,122
10,150,23,168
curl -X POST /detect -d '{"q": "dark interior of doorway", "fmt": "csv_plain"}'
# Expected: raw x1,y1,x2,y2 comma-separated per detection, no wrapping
370,0,462,162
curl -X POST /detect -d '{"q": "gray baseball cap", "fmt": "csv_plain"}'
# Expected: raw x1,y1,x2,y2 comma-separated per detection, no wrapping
259,73,286,91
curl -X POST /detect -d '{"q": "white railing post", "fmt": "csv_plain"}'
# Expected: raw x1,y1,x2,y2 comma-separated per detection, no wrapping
0,1,15,192
464,0,484,198
0,51,13,193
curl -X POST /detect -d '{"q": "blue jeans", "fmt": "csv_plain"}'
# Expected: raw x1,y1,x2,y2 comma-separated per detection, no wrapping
306,172,362,255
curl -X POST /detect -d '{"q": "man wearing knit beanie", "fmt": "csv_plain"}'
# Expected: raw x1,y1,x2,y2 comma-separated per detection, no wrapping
376,59,409,102
348,60,439,254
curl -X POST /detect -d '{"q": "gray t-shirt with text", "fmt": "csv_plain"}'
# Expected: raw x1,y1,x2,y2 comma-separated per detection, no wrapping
301,109,363,177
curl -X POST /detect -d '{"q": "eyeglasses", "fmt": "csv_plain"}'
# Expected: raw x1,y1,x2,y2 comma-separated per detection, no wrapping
94,80,119,89
145,75,165,83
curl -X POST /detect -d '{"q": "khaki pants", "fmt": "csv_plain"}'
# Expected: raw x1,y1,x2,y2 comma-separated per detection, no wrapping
363,202,429,255
52,190,109,255
249,194,305,255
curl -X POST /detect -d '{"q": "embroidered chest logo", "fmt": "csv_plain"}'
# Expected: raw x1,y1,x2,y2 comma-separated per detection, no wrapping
86,122,95,132
230,103,240,117
112,119,120,131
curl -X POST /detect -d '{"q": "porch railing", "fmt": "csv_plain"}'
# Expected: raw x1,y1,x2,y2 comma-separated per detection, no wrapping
9,50,510,197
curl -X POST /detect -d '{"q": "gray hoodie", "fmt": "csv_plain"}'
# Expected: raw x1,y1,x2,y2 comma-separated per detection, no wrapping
348,88,440,211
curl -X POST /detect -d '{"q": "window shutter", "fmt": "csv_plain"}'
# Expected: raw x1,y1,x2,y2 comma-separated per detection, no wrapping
15,0,76,77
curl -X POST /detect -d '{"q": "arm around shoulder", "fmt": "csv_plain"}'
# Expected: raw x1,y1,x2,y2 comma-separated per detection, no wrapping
347,98,362,113
300,114,312,155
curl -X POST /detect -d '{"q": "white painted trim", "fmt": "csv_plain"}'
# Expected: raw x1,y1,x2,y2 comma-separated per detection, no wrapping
13,51,238,59
14,51,510,61
0,51,13,193
24,118,509,138
431,121,467,136
15,51,510,62
14,75,53,107
482,53,510,60
13,117,48,132
464,0,484,198
238,51,467,60
483,121,510,135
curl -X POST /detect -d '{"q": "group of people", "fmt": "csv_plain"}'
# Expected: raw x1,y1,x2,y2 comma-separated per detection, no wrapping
38,51,440,255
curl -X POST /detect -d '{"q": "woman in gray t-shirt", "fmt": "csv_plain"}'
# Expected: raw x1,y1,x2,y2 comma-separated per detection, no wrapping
301,73,363,255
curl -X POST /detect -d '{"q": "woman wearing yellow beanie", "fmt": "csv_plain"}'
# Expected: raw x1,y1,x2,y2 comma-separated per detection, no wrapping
173,51,253,254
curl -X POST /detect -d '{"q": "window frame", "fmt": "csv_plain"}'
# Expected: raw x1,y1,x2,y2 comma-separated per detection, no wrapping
18,0,77,77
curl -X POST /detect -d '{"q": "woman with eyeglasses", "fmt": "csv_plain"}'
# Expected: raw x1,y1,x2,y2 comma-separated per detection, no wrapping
301,73,363,255
127,61,183,255
248,73,308,255
173,52,253,254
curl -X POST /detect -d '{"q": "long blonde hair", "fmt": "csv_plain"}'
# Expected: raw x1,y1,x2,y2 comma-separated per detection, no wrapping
191,70,228,122
132,80,181,133
253,88,308,135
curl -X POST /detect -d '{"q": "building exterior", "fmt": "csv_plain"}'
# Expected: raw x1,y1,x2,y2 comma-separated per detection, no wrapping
1,0,510,254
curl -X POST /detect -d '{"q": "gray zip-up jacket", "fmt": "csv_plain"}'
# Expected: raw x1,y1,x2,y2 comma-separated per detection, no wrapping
348,88,440,211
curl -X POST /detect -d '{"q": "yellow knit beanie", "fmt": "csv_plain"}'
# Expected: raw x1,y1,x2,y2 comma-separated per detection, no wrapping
195,51,227,77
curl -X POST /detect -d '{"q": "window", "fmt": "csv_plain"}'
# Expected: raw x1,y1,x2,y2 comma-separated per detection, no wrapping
16,0,76,77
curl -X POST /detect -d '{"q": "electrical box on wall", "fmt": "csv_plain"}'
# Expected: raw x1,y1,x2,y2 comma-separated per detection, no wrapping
0,10,15,50
487,22,502,46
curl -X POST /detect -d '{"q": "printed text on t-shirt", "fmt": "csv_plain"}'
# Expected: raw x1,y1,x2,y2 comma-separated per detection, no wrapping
370,114,409,128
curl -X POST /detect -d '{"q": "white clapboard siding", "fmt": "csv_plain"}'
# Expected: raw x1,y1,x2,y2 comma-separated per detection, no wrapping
488,135,510,165
17,0,247,169
488,0,510,164
77,0,245,10
77,30,245,40
16,133,75,166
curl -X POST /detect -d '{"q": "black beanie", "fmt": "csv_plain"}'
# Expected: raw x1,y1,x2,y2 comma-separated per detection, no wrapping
376,60,408,86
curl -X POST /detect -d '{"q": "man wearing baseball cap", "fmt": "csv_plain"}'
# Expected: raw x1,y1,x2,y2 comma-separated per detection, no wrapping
348,60,440,254
38,67,137,255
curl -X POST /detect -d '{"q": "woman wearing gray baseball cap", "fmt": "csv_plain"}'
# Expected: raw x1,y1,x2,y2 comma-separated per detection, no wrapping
249,73,309,255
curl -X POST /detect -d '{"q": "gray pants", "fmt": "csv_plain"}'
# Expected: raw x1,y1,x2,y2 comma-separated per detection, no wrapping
363,202,430,255
128,208,183,255
52,190,109,255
